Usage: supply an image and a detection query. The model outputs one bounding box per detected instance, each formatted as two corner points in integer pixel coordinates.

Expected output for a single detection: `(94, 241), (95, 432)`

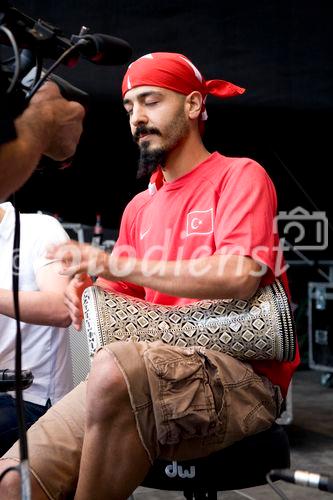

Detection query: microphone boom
(74, 33), (132, 65)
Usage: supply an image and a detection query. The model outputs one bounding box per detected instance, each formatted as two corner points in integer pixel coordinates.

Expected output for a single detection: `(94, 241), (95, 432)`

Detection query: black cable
(12, 204), (32, 499)
(25, 40), (86, 100)
(270, 469), (333, 495)
(266, 472), (290, 500)
(0, 21), (27, 497)
(0, 203), (31, 497)
(0, 25), (20, 93)
(13, 206), (29, 462)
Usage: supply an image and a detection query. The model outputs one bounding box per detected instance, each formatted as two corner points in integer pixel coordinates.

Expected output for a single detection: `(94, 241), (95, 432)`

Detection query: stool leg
(194, 492), (206, 500)
(208, 491), (217, 500)
(190, 490), (217, 499)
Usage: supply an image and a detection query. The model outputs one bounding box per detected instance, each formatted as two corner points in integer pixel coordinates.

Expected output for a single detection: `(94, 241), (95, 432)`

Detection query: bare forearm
(107, 254), (261, 300)
(46, 243), (263, 301)
(0, 137), (43, 200)
(0, 105), (51, 199)
(0, 289), (70, 327)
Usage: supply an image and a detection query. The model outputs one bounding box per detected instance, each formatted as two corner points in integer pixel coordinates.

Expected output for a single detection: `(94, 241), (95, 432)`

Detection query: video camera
(0, 0), (132, 116)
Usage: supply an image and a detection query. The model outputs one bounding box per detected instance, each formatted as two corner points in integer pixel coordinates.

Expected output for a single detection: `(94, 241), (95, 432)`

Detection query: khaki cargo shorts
(2, 340), (283, 499)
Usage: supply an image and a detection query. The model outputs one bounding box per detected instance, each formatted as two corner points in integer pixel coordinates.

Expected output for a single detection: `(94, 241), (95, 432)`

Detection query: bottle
(91, 213), (104, 247)
(52, 212), (63, 222)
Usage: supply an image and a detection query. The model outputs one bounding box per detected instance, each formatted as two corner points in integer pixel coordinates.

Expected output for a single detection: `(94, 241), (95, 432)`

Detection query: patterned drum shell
(82, 280), (296, 363)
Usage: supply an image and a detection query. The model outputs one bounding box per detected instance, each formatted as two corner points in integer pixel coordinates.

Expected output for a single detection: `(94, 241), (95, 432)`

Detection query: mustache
(133, 125), (162, 143)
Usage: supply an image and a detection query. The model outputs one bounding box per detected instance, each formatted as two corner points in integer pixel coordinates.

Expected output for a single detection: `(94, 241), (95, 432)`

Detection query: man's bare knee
(87, 348), (129, 420)
(89, 348), (127, 392)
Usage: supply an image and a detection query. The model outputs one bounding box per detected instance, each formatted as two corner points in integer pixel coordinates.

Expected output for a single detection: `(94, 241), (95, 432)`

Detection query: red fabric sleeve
(214, 160), (277, 276)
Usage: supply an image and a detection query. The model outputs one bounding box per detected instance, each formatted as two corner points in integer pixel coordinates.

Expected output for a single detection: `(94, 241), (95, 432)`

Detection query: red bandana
(122, 52), (245, 194)
(122, 52), (245, 121)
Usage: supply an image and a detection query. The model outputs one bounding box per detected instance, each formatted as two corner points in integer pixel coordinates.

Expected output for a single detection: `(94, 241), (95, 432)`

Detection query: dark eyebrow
(123, 91), (163, 107)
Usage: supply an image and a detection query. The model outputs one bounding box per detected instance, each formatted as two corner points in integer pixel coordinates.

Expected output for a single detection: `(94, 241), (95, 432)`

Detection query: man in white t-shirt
(0, 202), (73, 456)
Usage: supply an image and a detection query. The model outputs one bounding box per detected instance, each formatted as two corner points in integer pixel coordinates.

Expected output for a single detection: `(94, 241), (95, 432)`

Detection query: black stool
(137, 423), (290, 499)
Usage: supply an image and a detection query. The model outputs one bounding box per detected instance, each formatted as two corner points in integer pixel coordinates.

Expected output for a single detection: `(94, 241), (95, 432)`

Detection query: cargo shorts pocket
(144, 345), (226, 446)
(242, 379), (283, 434)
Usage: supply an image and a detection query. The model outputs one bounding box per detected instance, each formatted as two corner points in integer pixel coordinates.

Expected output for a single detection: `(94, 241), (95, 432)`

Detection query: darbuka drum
(82, 280), (296, 362)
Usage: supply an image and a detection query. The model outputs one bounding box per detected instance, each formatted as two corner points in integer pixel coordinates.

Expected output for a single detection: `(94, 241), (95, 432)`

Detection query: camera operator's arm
(0, 82), (85, 200)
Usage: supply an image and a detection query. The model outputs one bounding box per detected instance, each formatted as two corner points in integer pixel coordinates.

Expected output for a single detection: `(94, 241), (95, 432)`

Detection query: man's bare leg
(0, 459), (48, 500)
(74, 349), (151, 500)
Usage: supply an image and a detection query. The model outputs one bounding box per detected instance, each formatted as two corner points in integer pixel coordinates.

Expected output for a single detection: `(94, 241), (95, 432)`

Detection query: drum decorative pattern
(82, 280), (295, 362)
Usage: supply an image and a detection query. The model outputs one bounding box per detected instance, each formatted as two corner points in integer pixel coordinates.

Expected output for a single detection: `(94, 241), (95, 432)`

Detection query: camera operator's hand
(27, 81), (85, 161)
(0, 81), (85, 200)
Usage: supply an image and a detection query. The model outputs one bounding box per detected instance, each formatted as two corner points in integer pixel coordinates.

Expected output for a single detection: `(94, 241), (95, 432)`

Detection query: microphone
(73, 34), (132, 65)
(270, 469), (333, 493)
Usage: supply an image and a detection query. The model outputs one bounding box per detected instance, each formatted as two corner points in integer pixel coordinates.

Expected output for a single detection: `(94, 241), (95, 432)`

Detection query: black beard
(136, 142), (166, 179)
(132, 124), (164, 179)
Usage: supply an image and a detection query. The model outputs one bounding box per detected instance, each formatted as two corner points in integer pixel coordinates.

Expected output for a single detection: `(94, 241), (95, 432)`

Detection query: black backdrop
(9, 0), (332, 262)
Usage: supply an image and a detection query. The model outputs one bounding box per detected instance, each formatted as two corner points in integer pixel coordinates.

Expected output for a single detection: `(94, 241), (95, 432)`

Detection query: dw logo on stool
(165, 461), (196, 479)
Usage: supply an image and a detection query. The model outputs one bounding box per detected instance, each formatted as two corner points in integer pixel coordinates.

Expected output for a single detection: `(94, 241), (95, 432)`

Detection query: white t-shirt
(0, 202), (73, 406)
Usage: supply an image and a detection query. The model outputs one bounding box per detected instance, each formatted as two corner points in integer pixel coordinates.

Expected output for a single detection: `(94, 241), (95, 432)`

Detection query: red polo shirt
(98, 152), (300, 397)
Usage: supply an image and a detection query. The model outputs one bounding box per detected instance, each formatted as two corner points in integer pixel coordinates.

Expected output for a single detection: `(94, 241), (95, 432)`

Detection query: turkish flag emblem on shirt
(186, 209), (214, 236)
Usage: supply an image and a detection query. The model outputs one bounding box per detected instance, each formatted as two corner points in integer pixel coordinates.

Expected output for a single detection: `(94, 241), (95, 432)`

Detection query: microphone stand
(284, 239), (331, 281)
